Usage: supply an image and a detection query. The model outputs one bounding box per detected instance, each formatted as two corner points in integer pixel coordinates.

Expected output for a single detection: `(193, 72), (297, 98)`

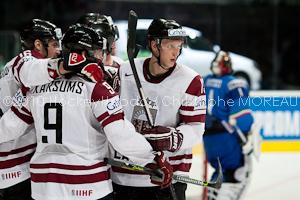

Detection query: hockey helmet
(20, 19), (62, 50)
(90, 15), (119, 53)
(62, 24), (106, 54)
(210, 50), (233, 76)
(147, 18), (187, 45)
(76, 13), (101, 26)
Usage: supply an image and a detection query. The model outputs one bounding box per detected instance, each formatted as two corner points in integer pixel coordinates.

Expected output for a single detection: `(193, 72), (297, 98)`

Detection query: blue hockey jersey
(203, 74), (254, 173)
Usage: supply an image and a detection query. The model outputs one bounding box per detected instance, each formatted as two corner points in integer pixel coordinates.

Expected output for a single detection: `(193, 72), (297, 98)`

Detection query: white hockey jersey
(0, 76), (154, 200)
(0, 49), (52, 189)
(111, 57), (206, 186)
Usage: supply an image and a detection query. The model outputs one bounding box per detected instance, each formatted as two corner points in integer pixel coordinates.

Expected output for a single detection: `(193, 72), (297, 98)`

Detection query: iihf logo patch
(68, 53), (86, 66)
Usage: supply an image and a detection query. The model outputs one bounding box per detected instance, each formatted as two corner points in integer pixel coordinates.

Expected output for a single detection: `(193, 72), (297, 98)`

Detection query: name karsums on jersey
(31, 80), (84, 95)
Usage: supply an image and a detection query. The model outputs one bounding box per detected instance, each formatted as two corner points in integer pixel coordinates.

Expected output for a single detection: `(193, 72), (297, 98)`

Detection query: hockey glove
(104, 66), (120, 92)
(63, 52), (104, 82)
(142, 126), (183, 152)
(47, 58), (63, 79)
(146, 152), (173, 189)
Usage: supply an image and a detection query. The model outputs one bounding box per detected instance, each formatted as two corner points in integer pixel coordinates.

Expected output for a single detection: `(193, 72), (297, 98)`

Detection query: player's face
(93, 49), (104, 62)
(46, 39), (61, 58)
(159, 39), (183, 69)
(110, 41), (117, 56)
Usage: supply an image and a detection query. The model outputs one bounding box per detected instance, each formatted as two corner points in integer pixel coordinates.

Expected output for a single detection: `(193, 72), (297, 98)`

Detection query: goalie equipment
(206, 155), (252, 200)
(142, 126), (183, 152)
(210, 51), (233, 76)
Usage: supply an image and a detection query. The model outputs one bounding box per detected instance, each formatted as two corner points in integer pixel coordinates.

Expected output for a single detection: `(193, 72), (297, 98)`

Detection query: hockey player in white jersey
(77, 13), (123, 91)
(0, 24), (173, 200)
(0, 18), (61, 200)
(112, 18), (206, 200)
(203, 51), (254, 200)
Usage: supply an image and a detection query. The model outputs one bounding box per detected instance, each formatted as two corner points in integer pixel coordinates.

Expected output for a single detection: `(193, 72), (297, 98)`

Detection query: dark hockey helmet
(20, 18), (62, 50)
(77, 14), (118, 53)
(62, 24), (106, 55)
(147, 18), (187, 45)
(76, 13), (101, 26)
(210, 50), (233, 76)
(89, 15), (119, 53)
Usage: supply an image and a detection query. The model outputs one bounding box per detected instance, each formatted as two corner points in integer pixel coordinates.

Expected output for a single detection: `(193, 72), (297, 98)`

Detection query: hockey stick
(127, 11), (177, 200)
(105, 157), (223, 189)
(127, 10), (154, 127)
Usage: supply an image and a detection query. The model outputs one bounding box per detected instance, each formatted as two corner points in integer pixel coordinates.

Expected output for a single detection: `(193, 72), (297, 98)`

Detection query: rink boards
(192, 90), (300, 153)
(250, 91), (300, 152)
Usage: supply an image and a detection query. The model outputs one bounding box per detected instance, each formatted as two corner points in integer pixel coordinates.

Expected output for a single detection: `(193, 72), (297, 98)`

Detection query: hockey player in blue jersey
(203, 50), (254, 200)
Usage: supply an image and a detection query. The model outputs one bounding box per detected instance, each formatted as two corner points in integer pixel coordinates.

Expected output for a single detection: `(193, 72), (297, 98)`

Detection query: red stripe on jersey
(30, 50), (44, 59)
(185, 75), (203, 96)
(179, 114), (206, 123)
(97, 111), (109, 122)
(11, 57), (21, 83)
(111, 166), (147, 175)
(179, 106), (194, 111)
(21, 106), (31, 116)
(91, 81), (117, 102)
(0, 153), (34, 169)
(0, 143), (37, 157)
(31, 170), (110, 184)
(172, 163), (192, 172)
(15, 62), (24, 85)
(102, 112), (124, 128)
(169, 154), (193, 161)
(11, 106), (34, 124)
(30, 161), (106, 170)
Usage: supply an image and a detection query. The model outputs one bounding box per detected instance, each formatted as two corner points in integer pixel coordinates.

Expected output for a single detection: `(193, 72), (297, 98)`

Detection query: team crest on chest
(131, 98), (157, 132)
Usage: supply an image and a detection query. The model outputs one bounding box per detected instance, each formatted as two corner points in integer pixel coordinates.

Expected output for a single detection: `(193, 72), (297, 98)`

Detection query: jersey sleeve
(12, 50), (54, 87)
(91, 81), (154, 166)
(0, 88), (33, 143)
(177, 75), (206, 149)
(226, 79), (254, 132)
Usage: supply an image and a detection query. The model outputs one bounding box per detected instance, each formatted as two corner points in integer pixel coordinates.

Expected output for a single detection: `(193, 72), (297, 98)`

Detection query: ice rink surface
(187, 153), (300, 200)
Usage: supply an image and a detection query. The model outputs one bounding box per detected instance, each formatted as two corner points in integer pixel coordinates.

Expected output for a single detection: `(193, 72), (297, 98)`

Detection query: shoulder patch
(91, 81), (117, 102)
(227, 79), (248, 91)
(186, 75), (204, 96)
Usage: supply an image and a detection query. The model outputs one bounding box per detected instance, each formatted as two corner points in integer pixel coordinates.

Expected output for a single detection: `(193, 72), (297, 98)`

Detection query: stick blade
(208, 157), (223, 189)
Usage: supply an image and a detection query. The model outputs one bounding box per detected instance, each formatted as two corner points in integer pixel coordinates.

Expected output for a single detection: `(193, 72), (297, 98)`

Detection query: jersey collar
(143, 58), (175, 84)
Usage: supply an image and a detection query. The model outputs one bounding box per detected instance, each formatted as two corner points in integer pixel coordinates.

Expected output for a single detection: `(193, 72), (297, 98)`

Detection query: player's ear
(34, 39), (43, 51)
(150, 40), (159, 56)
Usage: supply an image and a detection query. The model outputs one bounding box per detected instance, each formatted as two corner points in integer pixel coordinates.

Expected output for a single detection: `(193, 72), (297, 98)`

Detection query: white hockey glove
(47, 58), (63, 79)
(104, 66), (120, 92)
(141, 126), (183, 152)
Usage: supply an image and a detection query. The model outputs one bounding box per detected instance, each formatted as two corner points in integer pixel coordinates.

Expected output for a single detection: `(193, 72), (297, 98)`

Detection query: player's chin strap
(105, 157), (223, 189)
